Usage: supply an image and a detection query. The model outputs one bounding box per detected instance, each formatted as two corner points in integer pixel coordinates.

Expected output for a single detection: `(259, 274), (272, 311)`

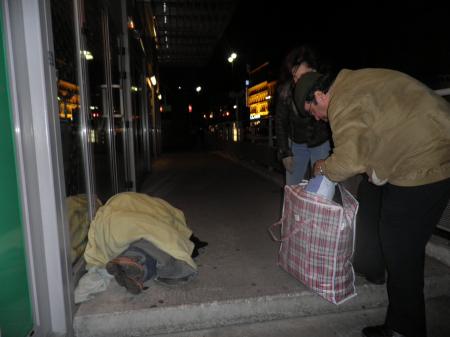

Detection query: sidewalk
(73, 151), (450, 337)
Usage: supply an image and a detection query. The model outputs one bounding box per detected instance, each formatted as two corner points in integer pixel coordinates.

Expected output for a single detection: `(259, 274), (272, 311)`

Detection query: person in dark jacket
(275, 45), (331, 185)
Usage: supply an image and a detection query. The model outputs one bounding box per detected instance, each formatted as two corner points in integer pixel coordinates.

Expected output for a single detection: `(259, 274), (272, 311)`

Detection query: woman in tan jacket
(294, 70), (450, 337)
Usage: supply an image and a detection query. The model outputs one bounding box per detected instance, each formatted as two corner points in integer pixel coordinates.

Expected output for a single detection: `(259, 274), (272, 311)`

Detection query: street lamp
(227, 51), (238, 86)
(228, 52), (237, 74)
(227, 52), (240, 121)
(227, 52), (237, 65)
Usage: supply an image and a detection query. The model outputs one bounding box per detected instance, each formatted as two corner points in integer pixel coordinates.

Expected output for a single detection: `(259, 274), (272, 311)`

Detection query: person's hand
(282, 156), (295, 173)
(313, 159), (326, 176)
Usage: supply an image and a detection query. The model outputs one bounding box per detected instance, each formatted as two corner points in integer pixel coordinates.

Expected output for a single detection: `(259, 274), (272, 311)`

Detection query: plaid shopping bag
(269, 182), (359, 304)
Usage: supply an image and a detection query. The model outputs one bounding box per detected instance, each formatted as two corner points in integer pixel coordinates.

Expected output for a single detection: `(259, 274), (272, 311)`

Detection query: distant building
(246, 62), (277, 121)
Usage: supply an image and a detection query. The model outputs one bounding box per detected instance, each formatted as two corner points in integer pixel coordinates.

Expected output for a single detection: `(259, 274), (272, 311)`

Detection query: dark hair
(286, 45), (319, 73)
(277, 45), (319, 101)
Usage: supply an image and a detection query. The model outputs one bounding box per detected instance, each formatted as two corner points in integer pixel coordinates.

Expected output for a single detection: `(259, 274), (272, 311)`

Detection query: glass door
(80, 0), (116, 204)
(50, 0), (94, 269)
(109, 1), (129, 191)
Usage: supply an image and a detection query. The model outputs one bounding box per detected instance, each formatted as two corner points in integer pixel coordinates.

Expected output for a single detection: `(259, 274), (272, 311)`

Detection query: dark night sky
(162, 1), (450, 112)
(208, 2), (449, 87)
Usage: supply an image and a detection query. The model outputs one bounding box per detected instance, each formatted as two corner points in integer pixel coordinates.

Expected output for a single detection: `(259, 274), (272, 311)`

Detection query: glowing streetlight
(228, 51), (239, 116)
(196, 86), (202, 93)
(227, 51), (238, 76)
(227, 52), (237, 63)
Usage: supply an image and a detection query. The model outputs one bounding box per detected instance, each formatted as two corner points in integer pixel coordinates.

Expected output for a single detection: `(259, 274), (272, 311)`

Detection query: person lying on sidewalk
(83, 192), (208, 294)
(293, 70), (450, 337)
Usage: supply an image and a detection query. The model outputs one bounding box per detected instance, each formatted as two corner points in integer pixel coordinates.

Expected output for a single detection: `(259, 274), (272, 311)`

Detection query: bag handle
(268, 220), (283, 241)
(268, 218), (311, 242)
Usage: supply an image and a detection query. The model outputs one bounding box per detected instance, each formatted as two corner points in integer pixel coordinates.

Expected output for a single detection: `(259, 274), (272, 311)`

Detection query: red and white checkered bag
(269, 182), (359, 304)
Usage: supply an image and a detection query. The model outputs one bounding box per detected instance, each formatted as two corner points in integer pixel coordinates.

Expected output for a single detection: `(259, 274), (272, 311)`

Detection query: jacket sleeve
(275, 99), (293, 159)
(323, 105), (370, 182)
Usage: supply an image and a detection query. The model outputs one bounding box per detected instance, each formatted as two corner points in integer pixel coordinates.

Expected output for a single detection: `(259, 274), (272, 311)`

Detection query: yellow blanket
(67, 194), (102, 264)
(84, 192), (196, 269)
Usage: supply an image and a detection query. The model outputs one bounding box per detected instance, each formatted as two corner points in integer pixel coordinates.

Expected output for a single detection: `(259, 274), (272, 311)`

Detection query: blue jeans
(286, 140), (331, 185)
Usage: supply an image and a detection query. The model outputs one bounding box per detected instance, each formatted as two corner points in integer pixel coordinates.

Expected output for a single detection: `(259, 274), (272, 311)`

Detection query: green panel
(0, 7), (34, 337)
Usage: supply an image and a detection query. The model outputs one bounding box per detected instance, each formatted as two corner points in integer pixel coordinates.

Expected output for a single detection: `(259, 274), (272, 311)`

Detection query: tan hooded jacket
(323, 68), (450, 186)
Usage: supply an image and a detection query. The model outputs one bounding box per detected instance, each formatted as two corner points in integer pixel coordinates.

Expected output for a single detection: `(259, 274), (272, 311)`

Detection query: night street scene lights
(227, 51), (239, 92)
(227, 52), (237, 64)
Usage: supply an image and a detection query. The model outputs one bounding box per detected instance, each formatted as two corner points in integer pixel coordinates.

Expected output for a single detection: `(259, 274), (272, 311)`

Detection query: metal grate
(150, 0), (236, 67)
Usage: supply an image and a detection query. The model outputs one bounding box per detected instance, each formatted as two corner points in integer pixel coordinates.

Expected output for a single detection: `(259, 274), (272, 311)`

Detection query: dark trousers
(354, 176), (450, 337)
(353, 175), (385, 279)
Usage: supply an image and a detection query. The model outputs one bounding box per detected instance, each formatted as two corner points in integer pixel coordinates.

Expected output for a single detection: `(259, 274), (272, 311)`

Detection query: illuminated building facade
(246, 62), (277, 120)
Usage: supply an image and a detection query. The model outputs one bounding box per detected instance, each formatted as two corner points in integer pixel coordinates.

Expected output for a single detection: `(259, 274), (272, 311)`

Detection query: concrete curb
(427, 236), (450, 267)
(74, 273), (450, 337)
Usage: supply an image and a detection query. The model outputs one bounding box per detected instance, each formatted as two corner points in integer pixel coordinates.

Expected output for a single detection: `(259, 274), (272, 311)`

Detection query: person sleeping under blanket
(83, 192), (208, 294)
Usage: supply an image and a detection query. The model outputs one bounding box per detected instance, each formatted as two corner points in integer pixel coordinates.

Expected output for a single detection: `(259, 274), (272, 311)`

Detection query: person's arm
(319, 106), (370, 182)
(275, 100), (293, 160)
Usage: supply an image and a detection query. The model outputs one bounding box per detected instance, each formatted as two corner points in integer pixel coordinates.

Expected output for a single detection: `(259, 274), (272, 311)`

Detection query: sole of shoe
(122, 276), (144, 294)
(106, 257), (145, 294)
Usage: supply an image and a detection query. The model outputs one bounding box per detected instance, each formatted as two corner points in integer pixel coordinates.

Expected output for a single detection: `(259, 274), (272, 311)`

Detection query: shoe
(190, 234), (208, 258)
(190, 234), (208, 249)
(106, 256), (145, 294)
(362, 325), (405, 337)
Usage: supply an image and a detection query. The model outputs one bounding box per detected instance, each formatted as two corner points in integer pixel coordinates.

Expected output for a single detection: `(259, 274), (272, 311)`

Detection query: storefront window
(129, 31), (147, 185)
(50, 0), (94, 266)
(81, 0), (116, 203)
